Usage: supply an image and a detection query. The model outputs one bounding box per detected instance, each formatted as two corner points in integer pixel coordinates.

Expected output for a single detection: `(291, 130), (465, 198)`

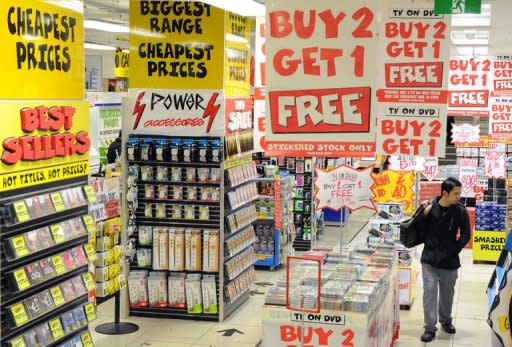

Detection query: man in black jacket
(418, 177), (470, 342)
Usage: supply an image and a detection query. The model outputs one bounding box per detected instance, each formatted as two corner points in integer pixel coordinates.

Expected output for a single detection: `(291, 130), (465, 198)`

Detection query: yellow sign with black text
(0, 100), (90, 193)
(225, 11), (250, 97)
(115, 48), (129, 78)
(129, 0), (225, 89)
(371, 170), (416, 214)
(472, 230), (506, 262)
(0, 1), (84, 99)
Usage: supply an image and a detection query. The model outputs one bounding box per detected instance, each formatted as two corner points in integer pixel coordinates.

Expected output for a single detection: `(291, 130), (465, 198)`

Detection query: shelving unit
(0, 179), (97, 346)
(125, 135), (256, 322)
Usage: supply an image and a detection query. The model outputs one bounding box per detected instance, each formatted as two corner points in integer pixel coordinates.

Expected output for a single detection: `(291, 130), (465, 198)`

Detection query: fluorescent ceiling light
(85, 20), (128, 33)
(455, 46), (489, 56)
(452, 4), (491, 27)
(46, 0), (83, 13)
(201, 0), (265, 16)
(85, 43), (116, 51)
(226, 33), (249, 44)
(451, 30), (489, 45)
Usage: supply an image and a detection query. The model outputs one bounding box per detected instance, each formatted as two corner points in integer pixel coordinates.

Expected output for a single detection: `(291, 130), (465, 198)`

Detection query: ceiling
(84, 0), (512, 57)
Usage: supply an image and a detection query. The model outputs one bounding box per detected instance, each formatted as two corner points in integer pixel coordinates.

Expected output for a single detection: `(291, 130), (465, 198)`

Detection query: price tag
(11, 235), (29, 258)
(82, 272), (95, 291)
(13, 268), (30, 291)
(10, 303), (29, 326)
(50, 286), (66, 306)
(84, 244), (96, 262)
(50, 192), (65, 212)
(49, 318), (64, 339)
(84, 185), (97, 203)
(84, 303), (97, 322)
(51, 255), (66, 274)
(82, 215), (97, 234)
(50, 224), (65, 244)
(10, 336), (26, 347)
(81, 331), (94, 347)
(13, 201), (30, 223)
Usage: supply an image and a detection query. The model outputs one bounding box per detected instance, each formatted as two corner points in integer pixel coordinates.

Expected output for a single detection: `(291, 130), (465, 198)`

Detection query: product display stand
(95, 291), (139, 335)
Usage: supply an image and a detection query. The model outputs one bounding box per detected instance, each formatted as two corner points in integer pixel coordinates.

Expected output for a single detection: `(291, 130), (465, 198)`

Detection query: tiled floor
(91, 210), (499, 346)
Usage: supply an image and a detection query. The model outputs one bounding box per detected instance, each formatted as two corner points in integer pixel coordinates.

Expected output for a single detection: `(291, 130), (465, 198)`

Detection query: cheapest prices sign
(129, 1), (224, 89)
(225, 12), (251, 97)
(489, 98), (512, 140)
(314, 165), (375, 212)
(265, 0), (377, 157)
(372, 170), (416, 214)
(377, 2), (450, 157)
(458, 158), (478, 198)
(448, 57), (492, 117)
(0, 1), (84, 99)
(0, 101), (90, 193)
(473, 231), (506, 262)
(127, 89), (224, 136)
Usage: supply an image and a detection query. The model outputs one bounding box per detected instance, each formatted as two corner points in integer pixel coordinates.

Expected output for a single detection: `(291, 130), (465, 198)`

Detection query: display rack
(125, 135), (255, 322)
(0, 179), (97, 346)
(253, 174), (295, 270)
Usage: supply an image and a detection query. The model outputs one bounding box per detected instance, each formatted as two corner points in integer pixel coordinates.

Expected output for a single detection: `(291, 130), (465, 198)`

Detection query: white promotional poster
(376, 1), (451, 158)
(489, 98), (512, 140)
(451, 123), (481, 144)
(265, 0), (378, 157)
(127, 89), (224, 136)
(448, 57), (492, 117)
(493, 58), (512, 97)
(389, 155), (426, 171)
(314, 165), (375, 212)
(458, 158), (478, 198)
(422, 157), (440, 181)
(485, 144), (507, 179)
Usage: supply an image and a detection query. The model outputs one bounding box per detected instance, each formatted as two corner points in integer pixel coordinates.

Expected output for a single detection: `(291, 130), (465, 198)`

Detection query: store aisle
(91, 213), (497, 347)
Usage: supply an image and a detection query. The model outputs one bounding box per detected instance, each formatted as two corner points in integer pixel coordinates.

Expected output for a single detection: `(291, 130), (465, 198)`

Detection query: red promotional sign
(485, 143), (507, 179)
(376, 2), (450, 158)
(458, 158), (478, 198)
(265, 0), (377, 157)
(422, 157), (439, 181)
(451, 123), (481, 144)
(489, 98), (512, 140)
(492, 58), (512, 97)
(448, 57), (492, 117)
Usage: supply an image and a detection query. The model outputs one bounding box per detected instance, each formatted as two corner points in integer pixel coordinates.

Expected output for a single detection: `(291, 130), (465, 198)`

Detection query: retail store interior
(2, 0), (512, 347)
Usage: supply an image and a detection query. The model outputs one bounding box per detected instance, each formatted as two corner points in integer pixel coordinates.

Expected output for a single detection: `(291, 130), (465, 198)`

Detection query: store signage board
(458, 158), (478, 198)
(448, 57), (491, 117)
(451, 123), (481, 144)
(493, 57), (512, 97)
(129, 1), (225, 89)
(422, 157), (440, 181)
(126, 89), (224, 136)
(389, 156), (426, 171)
(434, 0), (481, 14)
(225, 98), (254, 159)
(225, 12), (251, 98)
(0, 1), (84, 99)
(265, 0), (377, 157)
(98, 104), (122, 165)
(0, 101), (90, 193)
(485, 147), (507, 179)
(314, 165), (375, 212)
(115, 48), (129, 78)
(372, 170), (416, 214)
(376, 1), (451, 158)
(489, 98), (512, 140)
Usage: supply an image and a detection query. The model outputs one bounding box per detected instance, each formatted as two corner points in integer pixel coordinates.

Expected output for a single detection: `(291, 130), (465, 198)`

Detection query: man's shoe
(421, 331), (436, 342)
(442, 323), (456, 334)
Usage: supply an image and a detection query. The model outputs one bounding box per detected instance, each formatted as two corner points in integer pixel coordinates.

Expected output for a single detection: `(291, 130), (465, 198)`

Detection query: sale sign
(389, 155), (426, 171)
(265, 0), (377, 157)
(489, 98), (512, 140)
(485, 145), (507, 179)
(451, 123), (481, 144)
(458, 158), (478, 198)
(376, 2), (451, 157)
(422, 157), (440, 181)
(448, 57), (492, 117)
(127, 89), (224, 136)
(492, 57), (512, 97)
(314, 165), (375, 212)
(372, 170), (416, 214)
(225, 98), (254, 158)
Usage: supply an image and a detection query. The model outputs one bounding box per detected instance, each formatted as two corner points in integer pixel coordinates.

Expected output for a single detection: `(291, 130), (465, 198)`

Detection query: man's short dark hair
(441, 177), (462, 194)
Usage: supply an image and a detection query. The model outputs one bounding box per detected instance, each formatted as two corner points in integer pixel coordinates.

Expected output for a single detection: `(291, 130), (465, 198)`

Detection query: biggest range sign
(265, 0), (377, 157)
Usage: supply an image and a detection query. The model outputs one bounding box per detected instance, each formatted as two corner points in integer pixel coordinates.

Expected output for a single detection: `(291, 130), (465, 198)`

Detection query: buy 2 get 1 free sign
(265, 0), (378, 157)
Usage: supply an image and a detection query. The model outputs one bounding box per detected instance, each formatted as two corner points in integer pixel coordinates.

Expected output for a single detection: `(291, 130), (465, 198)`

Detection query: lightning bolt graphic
(202, 92), (221, 134)
(132, 91), (146, 130)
